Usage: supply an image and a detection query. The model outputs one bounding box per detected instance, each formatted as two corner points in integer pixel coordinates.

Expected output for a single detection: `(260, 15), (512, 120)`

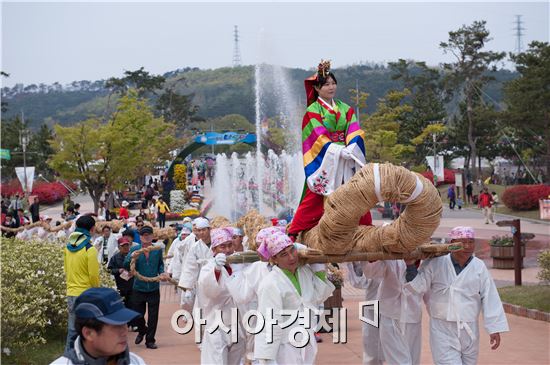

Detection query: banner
(0, 149), (11, 160)
(195, 132), (256, 146)
(15, 166), (35, 193)
(426, 156), (444, 181)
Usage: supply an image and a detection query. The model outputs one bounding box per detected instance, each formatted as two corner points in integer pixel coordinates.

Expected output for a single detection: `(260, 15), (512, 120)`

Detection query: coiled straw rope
(300, 162), (442, 255)
(129, 245), (179, 286)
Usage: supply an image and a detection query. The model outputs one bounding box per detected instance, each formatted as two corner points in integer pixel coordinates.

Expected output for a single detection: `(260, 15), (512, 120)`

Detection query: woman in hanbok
(288, 60), (371, 239)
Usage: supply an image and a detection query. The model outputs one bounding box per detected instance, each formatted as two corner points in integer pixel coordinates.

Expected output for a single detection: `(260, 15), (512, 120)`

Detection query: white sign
(455, 173), (463, 188)
(426, 156), (444, 181)
(15, 166), (35, 193)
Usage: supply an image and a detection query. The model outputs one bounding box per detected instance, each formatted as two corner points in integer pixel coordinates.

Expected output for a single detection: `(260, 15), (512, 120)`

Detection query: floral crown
(317, 59), (331, 79)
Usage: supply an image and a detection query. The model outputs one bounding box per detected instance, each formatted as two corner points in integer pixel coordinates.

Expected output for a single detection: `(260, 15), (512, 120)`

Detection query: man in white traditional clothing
(93, 226), (118, 265)
(254, 231), (334, 365)
(197, 227), (246, 364)
(359, 259), (422, 365)
(346, 262), (384, 365)
(226, 226), (277, 365)
(404, 226), (509, 365)
(166, 223), (193, 279)
(178, 217), (212, 311)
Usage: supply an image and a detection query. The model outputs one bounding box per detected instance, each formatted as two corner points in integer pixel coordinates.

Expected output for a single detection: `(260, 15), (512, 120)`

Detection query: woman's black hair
(75, 317), (105, 339)
(314, 71), (338, 88)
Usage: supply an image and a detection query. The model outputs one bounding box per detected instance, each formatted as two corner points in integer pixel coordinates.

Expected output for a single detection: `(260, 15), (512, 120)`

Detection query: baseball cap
(139, 226), (154, 235)
(117, 236), (131, 246)
(74, 287), (140, 325)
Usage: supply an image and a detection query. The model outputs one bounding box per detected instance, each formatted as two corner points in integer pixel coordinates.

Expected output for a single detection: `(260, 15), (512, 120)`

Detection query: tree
(389, 59), (447, 165)
(1, 71), (9, 113)
(504, 41), (550, 183)
(362, 89), (415, 163)
(155, 86), (199, 132)
(440, 20), (506, 179)
(49, 92), (178, 212)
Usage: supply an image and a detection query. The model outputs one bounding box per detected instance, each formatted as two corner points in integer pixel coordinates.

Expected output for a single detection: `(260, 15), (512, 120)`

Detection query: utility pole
(355, 79), (360, 121)
(232, 25), (242, 67)
(513, 15), (525, 54)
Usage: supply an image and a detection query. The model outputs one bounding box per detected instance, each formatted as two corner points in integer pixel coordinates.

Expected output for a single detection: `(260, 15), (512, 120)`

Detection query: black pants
(449, 198), (456, 209)
(132, 289), (160, 345)
(158, 212), (166, 228)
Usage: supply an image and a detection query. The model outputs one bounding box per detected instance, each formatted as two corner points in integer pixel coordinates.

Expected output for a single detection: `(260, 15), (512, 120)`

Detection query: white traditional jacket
(254, 265), (335, 361)
(405, 255), (509, 336)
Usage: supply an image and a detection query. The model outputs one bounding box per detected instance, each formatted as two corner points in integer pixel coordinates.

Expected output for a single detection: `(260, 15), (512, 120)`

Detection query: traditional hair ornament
(317, 59), (332, 78)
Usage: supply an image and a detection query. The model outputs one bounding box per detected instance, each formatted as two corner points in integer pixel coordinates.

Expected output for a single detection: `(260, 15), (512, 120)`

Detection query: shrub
(0, 179), (76, 205)
(489, 234), (534, 246)
(501, 184), (550, 211)
(537, 250), (550, 283)
(1, 238), (115, 356)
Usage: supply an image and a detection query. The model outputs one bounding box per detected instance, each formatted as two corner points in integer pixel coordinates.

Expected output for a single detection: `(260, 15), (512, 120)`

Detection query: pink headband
(256, 227), (286, 259)
(449, 226), (475, 240)
(210, 228), (233, 248)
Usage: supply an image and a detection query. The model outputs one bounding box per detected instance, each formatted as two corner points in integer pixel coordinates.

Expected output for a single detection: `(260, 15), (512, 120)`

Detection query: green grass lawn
(498, 285), (550, 312)
(1, 329), (65, 365)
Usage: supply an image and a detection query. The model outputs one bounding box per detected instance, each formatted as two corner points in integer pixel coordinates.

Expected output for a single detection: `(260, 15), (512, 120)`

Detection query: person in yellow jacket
(63, 215), (100, 354)
(155, 197), (170, 228)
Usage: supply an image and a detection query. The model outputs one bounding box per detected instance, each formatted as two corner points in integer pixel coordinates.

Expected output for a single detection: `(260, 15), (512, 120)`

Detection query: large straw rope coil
(300, 162), (442, 255)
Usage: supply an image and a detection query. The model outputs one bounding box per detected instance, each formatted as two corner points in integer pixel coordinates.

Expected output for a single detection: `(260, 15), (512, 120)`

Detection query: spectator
(74, 203), (81, 216)
(93, 226), (118, 264)
(1, 214), (18, 238)
(119, 201), (130, 220)
(491, 191), (500, 217)
(124, 226), (169, 349)
(155, 197), (170, 228)
(50, 287), (146, 365)
(29, 197), (40, 223)
(478, 188), (494, 224)
(447, 185), (456, 210)
(466, 181), (473, 204)
(108, 237), (135, 311)
(63, 215), (100, 352)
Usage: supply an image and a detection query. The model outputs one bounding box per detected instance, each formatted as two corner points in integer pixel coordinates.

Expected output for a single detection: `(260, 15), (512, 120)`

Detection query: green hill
(1, 65), (517, 129)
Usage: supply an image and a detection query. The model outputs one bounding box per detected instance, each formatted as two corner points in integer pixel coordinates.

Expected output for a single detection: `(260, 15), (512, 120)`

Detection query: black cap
(139, 226), (154, 235)
(76, 215), (95, 231)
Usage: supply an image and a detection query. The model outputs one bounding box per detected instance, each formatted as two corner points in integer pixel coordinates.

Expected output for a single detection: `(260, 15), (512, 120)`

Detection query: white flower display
(170, 189), (186, 213)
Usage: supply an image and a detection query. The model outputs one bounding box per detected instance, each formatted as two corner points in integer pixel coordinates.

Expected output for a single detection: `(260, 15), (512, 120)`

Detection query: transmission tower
(513, 15), (526, 54)
(232, 25), (242, 67)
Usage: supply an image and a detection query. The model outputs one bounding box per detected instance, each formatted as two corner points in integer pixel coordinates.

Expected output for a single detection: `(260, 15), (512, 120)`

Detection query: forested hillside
(1, 64), (517, 130)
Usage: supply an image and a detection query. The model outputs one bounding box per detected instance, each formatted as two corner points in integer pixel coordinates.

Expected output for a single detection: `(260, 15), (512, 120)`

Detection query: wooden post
(496, 219), (522, 286)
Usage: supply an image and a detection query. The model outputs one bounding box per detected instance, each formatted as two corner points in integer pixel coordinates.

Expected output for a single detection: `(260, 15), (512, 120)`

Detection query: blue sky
(2, 1), (548, 86)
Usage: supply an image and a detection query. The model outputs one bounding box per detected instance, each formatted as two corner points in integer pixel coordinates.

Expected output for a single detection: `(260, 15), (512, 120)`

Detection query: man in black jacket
(29, 197), (40, 223)
(107, 236), (134, 309)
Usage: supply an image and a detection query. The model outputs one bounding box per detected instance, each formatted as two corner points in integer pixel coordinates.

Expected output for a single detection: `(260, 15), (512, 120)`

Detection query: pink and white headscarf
(449, 226), (475, 240)
(256, 227), (286, 259)
(210, 227), (234, 248)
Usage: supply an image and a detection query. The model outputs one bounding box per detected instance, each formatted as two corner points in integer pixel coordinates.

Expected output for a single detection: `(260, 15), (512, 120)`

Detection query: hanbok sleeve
(404, 258), (435, 295)
(198, 261), (226, 301)
(345, 262), (369, 289)
(480, 267), (509, 334)
(178, 242), (199, 289)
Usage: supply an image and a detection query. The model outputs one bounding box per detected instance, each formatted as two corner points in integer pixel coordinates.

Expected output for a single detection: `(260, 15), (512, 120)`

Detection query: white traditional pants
(429, 318), (480, 365)
(379, 315), (421, 365)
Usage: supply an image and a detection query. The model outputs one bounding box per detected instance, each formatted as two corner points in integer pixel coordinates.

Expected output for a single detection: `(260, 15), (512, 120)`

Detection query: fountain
(211, 63), (305, 220)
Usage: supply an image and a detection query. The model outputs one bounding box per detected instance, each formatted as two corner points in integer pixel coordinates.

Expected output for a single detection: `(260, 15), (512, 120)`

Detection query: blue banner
(195, 132), (256, 146)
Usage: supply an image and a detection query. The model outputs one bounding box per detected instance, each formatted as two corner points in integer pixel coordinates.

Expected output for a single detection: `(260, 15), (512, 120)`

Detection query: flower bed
(501, 184), (550, 211)
(0, 179), (76, 205)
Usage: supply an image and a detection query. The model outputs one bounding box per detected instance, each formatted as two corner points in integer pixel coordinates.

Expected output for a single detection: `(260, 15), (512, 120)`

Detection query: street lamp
(19, 128), (31, 196)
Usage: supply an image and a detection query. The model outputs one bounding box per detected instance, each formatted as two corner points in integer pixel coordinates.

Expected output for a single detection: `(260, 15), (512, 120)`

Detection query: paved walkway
(127, 284), (550, 364)
(43, 190), (550, 363)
